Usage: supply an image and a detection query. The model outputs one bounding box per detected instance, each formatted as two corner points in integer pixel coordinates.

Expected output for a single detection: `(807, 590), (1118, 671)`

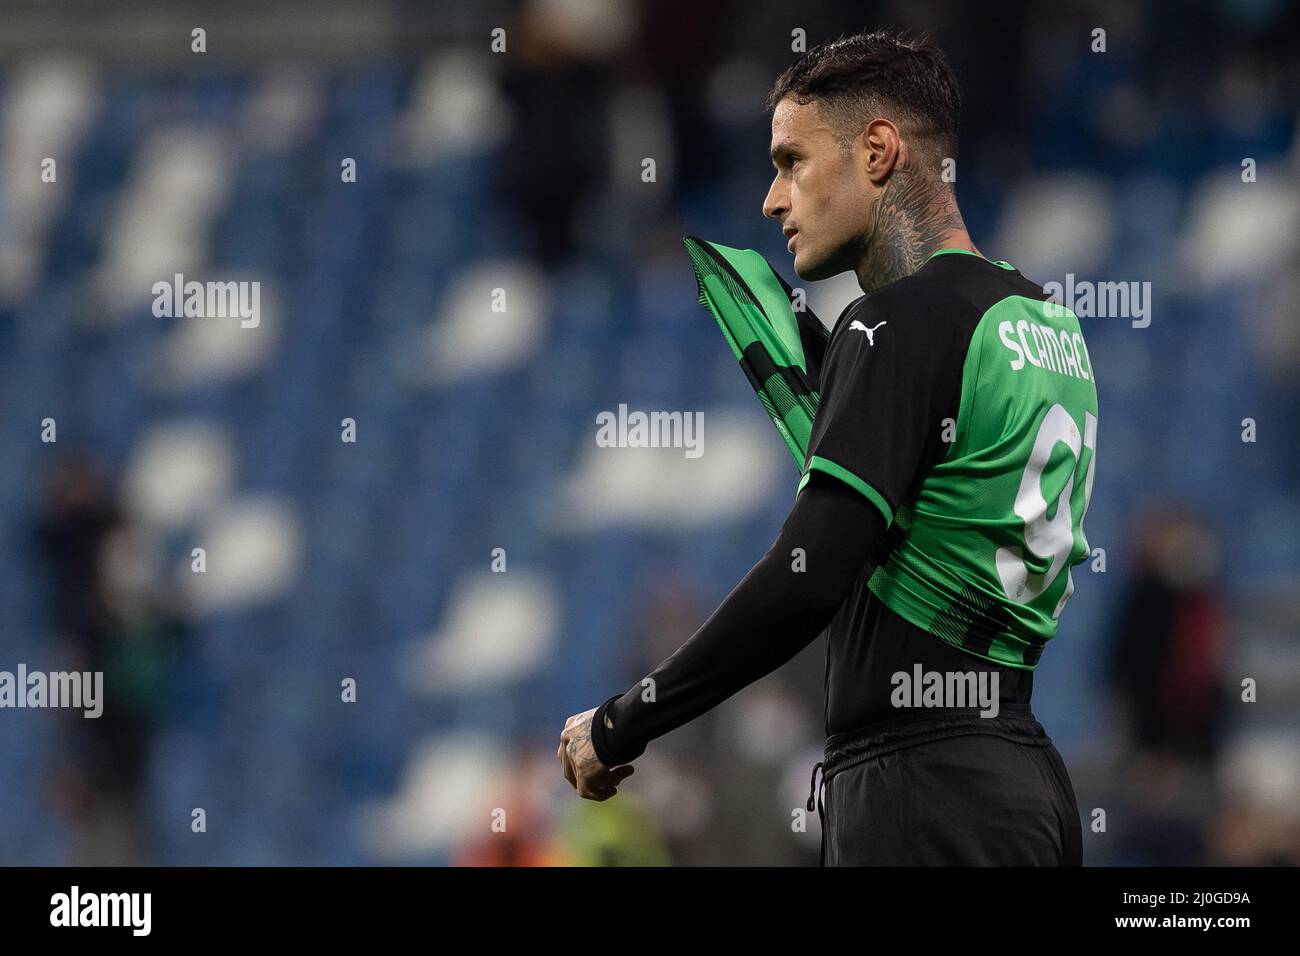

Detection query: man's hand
(558, 707), (635, 801)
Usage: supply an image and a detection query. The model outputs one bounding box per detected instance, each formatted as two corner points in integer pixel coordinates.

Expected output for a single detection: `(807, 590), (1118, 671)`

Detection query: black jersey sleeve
(590, 473), (885, 766)
(799, 290), (968, 527)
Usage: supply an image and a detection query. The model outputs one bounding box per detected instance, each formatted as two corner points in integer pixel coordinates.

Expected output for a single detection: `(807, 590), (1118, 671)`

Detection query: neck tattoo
(855, 173), (965, 294)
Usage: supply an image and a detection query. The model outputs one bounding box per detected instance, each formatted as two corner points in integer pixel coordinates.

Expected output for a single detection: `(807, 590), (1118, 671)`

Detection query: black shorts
(809, 709), (1083, 866)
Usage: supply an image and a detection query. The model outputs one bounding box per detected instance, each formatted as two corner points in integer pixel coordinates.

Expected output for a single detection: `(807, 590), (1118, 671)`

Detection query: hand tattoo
(565, 711), (602, 779)
(559, 707), (635, 801)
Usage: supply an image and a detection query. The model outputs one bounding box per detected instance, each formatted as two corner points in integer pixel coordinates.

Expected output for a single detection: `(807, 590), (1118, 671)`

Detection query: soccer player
(559, 29), (1096, 865)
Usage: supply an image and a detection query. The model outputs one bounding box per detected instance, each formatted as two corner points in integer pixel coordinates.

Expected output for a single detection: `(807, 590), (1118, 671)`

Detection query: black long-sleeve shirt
(591, 473), (884, 765)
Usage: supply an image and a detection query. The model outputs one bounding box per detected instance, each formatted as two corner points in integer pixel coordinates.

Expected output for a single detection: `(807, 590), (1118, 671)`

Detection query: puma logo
(849, 319), (887, 345)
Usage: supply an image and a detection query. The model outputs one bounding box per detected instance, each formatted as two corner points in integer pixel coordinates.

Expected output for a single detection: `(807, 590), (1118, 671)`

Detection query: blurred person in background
(1104, 508), (1229, 865)
(37, 454), (186, 864)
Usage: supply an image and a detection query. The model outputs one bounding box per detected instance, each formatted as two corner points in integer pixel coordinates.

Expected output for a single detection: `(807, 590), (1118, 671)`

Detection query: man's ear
(861, 118), (902, 186)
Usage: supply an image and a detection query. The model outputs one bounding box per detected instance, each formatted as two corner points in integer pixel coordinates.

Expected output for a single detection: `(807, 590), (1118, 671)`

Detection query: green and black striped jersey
(688, 239), (1099, 678)
(804, 248), (1098, 670)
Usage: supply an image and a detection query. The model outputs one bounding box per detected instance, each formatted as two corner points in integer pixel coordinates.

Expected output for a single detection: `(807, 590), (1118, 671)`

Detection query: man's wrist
(591, 694), (646, 766)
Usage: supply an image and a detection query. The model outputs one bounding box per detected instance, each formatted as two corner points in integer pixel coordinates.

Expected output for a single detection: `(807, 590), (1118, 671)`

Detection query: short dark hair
(765, 29), (961, 162)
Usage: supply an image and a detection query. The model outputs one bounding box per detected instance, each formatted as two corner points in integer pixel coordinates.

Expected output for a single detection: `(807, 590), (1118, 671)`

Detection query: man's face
(762, 98), (875, 281)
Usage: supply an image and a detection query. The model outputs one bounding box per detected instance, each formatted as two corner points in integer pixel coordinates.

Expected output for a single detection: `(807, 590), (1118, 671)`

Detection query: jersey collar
(928, 247), (1017, 271)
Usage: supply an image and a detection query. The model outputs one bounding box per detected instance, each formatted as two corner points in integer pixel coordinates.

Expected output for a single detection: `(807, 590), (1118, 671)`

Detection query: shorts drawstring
(807, 760), (826, 866)
(806, 760), (822, 811)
